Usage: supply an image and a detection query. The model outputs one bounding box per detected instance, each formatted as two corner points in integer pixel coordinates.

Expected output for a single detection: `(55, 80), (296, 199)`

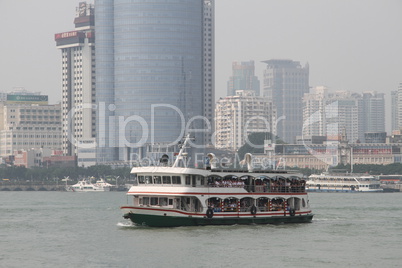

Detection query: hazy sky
(1, 0), (401, 129)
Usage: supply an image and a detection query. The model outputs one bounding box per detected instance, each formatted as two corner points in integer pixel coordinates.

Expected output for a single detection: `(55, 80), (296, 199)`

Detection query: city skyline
(1, 0), (401, 133)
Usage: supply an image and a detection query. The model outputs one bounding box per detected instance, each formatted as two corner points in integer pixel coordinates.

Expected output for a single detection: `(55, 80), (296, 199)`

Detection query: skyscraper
(303, 89), (364, 143)
(55, 2), (96, 166)
(357, 91), (385, 142)
(203, 0), (215, 146)
(325, 91), (359, 143)
(302, 86), (328, 137)
(95, 0), (213, 163)
(391, 90), (398, 131)
(227, 61), (260, 96)
(215, 90), (275, 150)
(262, 59), (309, 143)
(391, 82), (402, 130)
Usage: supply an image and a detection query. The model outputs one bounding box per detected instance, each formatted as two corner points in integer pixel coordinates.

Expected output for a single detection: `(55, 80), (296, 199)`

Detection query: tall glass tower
(262, 59), (309, 143)
(227, 61), (260, 97)
(95, 0), (213, 162)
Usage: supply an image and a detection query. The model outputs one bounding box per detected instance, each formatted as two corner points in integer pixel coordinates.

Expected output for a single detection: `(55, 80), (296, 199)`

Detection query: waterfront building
(55, 2), (96, 163)
(95, 0), (215, 163)
(0, 96), (62, 157)
(13, 149), (76, 168)
(227, 61), (260, 97)
(13, 148), (52, 168)
(253, 141), (398, 171)
(262, 59), (309, 143)
(215, 90), (276, 150)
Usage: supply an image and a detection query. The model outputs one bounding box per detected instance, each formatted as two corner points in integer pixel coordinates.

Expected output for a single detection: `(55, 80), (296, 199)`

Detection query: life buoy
(289, 208), (296, 216)
(206, 208), (214, 218)
(250, 205), (257, 215)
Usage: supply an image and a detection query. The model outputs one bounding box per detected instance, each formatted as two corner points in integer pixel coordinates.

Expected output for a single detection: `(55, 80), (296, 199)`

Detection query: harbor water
(1, 191), (401, 268)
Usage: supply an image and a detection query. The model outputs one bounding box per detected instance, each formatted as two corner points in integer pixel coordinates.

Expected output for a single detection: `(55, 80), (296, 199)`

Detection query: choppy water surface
(1, 191), (401, 267)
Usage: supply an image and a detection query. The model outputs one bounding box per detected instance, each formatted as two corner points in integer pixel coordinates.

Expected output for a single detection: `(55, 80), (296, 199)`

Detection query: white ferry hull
(70, 187), (110, 192)
(306, 188), (383, 193)
(307, 173), (383, 193)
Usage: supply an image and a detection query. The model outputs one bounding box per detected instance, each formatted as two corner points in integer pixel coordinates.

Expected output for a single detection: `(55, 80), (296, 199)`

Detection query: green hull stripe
(124, 213), (314, 227)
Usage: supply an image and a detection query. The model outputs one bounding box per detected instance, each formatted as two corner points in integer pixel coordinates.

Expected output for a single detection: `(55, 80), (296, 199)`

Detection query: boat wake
(116, 221), (136, 228)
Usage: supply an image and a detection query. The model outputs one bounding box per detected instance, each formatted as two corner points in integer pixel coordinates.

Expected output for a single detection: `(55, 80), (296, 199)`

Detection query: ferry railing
(206, 184), (305, 193)
(257, 206), (270, 212)
(243, 185), (306, 193)
(209, 206), (290, 213)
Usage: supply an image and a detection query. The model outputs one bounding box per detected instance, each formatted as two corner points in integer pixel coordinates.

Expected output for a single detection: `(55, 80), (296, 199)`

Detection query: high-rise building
(326, 92), (358, 143)
(302, 86), (328, 137)
(203, 0), (215, 146)
(215, 90), (276, 150)
(391, 83), (402, 133)
(357, 91), (385, 142)
(391, 90), (398, 131)
(95, 0), (214, 163)
(55, 2), (96, 166)
(0, 95), (62, 157)
(262, 59), (309, 143)
(227, 61), (260, 97)
(303, 89), (360, 143)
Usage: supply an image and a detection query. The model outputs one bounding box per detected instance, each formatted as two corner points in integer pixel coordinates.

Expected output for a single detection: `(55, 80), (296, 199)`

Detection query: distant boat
(306, 173), (383, 192)
(68, 177), (113, 192)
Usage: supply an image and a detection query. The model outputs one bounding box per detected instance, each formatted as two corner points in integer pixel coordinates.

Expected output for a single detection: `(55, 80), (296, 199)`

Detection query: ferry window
(185, 176), (191, 185)
(150, 197), (159, 205)
(159, 197), (168, 206)
(153, 176), (161, 184)
(131, 174), (138, 185)
(138, 176), (145, 184)
(172, 176), (181, 184)
(168, 199), (173, 205)
(143, 197), (149, 205)
(145, 176), (152, 184)
(162, 176), (171, 184)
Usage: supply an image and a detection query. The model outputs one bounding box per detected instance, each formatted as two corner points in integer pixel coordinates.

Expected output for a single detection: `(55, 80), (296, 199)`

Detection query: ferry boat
(121, 136), (314, 227)
(306, 173), (383, 192)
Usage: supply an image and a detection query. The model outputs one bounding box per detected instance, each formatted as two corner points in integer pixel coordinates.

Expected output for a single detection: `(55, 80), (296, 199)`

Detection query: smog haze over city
(0, 0), (401, 131)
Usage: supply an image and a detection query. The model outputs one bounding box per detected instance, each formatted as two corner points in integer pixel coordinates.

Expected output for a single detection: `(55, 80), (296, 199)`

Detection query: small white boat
(69, 178), (113, 192)
(306, 173), (383, 192)
(95, 178), (114, 190)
